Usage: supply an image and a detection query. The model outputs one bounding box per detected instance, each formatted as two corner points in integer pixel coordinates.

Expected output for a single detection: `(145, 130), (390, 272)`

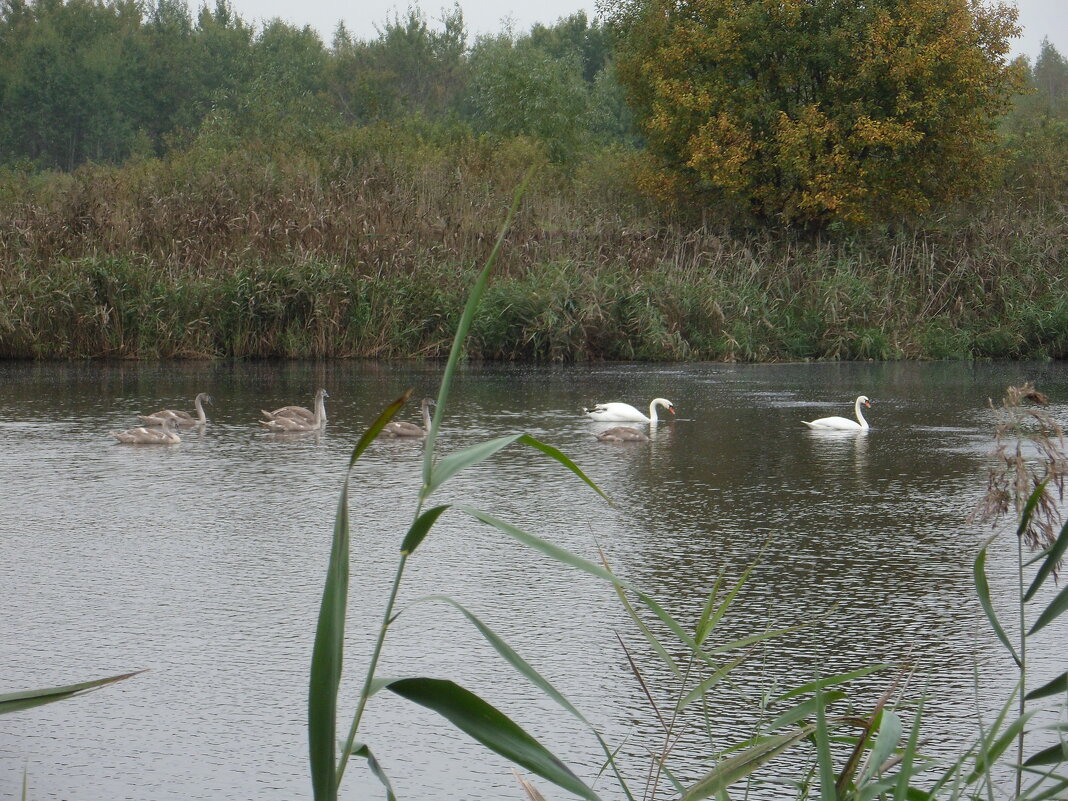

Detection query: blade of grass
(1024, 518), (1068, 602)
(893, 696), (925, 801)
(1025, 671), (1068, 701)
(348, 743), (397, 801)
(383, 677), (600, 800)
(763, 691), (847, 732)
(1027, 581), (1068, 636)
(679, 726), (816, 801)
(400, 505), (451, 555)
(859, 709), (903, 785)
(814, 687), (836, 801)
(774, 666), (891, 703)
(309, 391), (412, 800)
(974, 540), (1022, 667)
(422, 433), (607, 502)
(0, 671), (143, 715)
(1022, 741), (1068, 767)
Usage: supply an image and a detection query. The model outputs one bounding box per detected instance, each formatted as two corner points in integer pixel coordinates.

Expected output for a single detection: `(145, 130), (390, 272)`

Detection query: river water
(1, 359), (1066, 801)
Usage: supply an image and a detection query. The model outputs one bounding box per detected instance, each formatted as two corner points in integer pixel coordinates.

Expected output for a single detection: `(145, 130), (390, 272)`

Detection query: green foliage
(466, 33), (593, 161)
(328, 7), (467, 122)
(607, 0), (1028, 227)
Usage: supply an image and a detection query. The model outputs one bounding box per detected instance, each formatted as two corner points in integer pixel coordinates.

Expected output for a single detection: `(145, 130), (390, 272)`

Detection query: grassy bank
(1, 129), (1066, 361)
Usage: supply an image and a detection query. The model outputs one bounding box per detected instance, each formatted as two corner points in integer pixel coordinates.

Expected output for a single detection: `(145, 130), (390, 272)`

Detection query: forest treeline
(0, 0), (1066, 360)
(0, 0), (629, 168)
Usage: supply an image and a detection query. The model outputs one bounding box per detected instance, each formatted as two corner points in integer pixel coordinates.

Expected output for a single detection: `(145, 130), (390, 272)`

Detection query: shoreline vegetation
(0, 2), (1065, 362)
(2, 138), (1065, 362)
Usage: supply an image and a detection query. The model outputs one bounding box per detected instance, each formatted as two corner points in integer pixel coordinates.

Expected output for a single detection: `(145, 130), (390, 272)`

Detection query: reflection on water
(1, 360), (1066, 800)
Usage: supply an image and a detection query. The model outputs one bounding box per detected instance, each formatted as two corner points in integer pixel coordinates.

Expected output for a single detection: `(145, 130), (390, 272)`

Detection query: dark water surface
(2, 360), (1066, 800)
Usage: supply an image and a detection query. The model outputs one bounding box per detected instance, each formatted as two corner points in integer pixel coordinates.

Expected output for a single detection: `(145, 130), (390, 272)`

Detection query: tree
(1032, 37), (1068, 117)
(466, 32), (593, 161)
(328, 7), (467, 123)
(605, 0), (1027, 227)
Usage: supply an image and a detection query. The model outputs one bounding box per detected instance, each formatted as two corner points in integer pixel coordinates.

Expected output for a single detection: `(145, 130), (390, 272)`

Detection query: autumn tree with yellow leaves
(605, 0), (1027, 227)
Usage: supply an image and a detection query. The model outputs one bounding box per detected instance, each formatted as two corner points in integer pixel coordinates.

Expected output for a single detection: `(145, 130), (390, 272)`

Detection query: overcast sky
(226, 0), (1064, 61)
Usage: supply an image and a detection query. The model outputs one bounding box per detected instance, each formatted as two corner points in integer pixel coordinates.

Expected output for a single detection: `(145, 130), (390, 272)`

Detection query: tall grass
(1, 126), (1066, 361)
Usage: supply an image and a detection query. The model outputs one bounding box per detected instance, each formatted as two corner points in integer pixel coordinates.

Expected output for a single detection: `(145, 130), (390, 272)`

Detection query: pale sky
(227, 0), (1064, 60)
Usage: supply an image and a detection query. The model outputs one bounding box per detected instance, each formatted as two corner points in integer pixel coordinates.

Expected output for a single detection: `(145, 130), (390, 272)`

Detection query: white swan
(595, 426), (650, 442)
(261, 389), (328, 432)
(113, 416), (181, 444)
(802, 395), (871, 430)
(139, 392), (211, 427)
(262, 389), (328, 429)
(584, 398), (675, 423)
(382, 398), (434, 437)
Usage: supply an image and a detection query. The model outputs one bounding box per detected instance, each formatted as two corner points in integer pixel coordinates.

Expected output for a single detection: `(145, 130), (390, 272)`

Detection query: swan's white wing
(584, 402), (648, 422)
(802, 416), (863, 430)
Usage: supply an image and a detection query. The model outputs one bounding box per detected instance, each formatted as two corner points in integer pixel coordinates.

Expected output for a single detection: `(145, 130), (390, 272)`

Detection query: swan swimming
(801, 395), (871, 430)
(261, 389), (328, 430)
(595, 426), (650, 442)
(113, 416), (181, 444)
(583, 398), (675, 423)
(139, 392), (211, 427)
(261, 389), (328, 432)
(381, 397), (434, 437)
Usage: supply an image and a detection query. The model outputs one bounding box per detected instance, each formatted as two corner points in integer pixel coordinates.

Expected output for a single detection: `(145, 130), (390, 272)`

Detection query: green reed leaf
(1025, 671), (1068, 701)
(694, 569), (725, 646)
(676, 653), (750, 711)
(1015, 480), (1047, 541)
(422, 433), (606, 502)
(424, 434), (524, 498)
(352, 389), (412, 470)
(400, 505), (451, 555)
(309, 477), (352, 801)
(893, 696), (925, 801)
(679, 726), (815, 801)
(609, 571), (681, 677)
(859, 710), (903, 786)
(1024, 518), (1068, 602)
(383, 677), (599, 800)
(311, 389), (417, 799)
(1023, 776), (1068, 801)
(459, 504), (761, 675)
(515, 434), (609, 503)
(966, 709), (1035, 783)
(349, 743), (397, 801)
(0, 671), (142, 715)
(701, 545), (767, 643)
(773, 665), (889, 703)
(1023, 741), (1068, 767)
(974, 542), (1022, 666)
(402, 594), (590, 724)
(404, 594), (638, 801)
(814, 687), (836, 801)
(763, 691), (847, 732)
(1029, 581), (1068, 636)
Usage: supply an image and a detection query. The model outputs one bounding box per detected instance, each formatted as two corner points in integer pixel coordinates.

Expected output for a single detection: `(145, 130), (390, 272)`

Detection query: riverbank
(2, 136), (1066, 361)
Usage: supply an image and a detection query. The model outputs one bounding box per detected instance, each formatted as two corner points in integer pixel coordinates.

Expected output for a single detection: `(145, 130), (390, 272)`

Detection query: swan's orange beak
(669, 405), (676, 415)
(863, 400), (871, 408)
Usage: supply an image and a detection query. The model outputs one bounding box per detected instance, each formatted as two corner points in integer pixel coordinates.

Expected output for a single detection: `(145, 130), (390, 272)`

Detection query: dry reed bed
(0, 143), (1065, 361)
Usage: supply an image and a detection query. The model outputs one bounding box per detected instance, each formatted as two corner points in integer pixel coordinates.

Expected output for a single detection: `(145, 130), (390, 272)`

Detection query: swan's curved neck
(855, 398), (869, 429)
(421, 399), (432, 431)
(314, 393), (327, 426)
(648, 399), (666, 422)
(194, 395), (206, 423)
